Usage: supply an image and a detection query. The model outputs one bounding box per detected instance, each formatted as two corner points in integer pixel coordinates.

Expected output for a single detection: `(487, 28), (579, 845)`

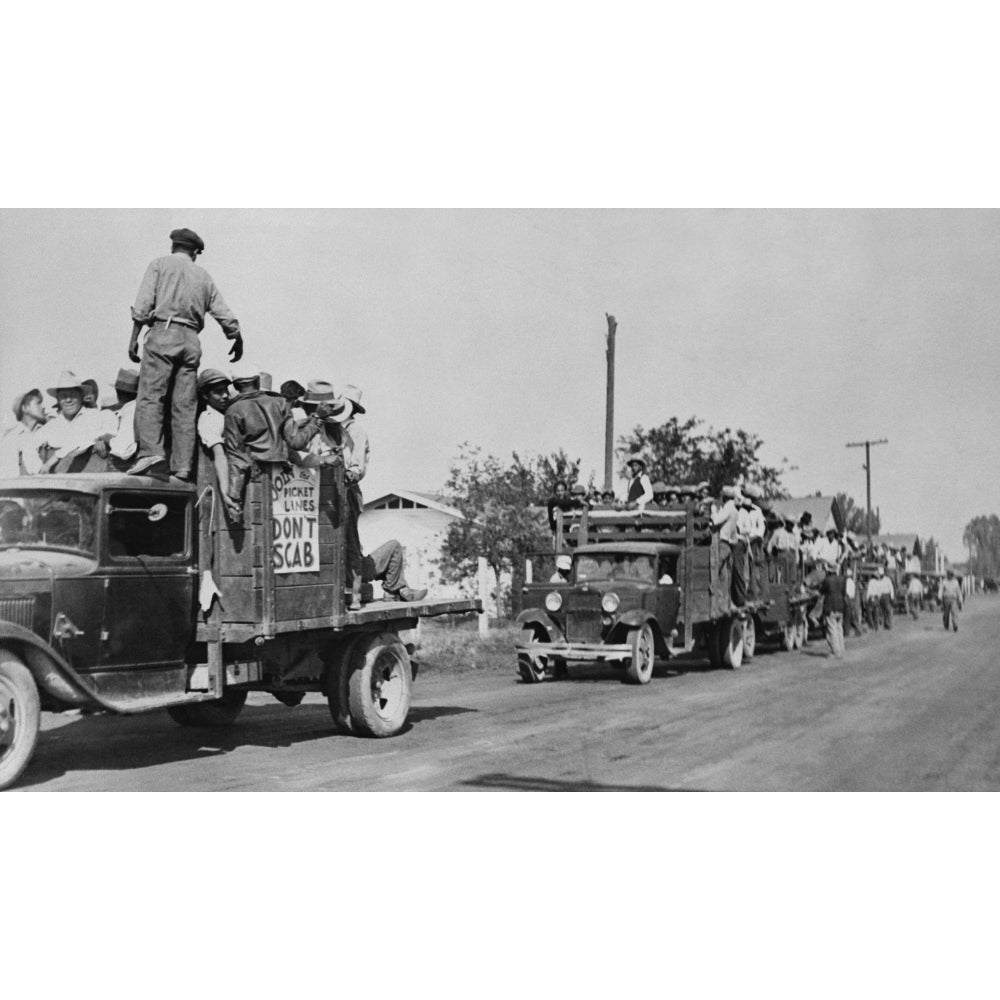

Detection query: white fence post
(478, 556), (489, 636)
(525, 558), (533, 584)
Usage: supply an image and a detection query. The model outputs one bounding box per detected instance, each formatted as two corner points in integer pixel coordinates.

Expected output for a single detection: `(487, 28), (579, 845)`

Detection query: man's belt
(151, 316), (199, 331)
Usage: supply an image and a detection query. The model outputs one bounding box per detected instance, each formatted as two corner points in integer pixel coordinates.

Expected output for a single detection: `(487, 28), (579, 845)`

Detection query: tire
(781, 623), (796, 652)
(347, 632), (413, 738)
(721, 617), (745, 669)
(624, 623), (655, 685)
(517, 627), (548, 684)
(743, 616), (756, 661)
(325, 635), (364, 731)
(167, 689), (247, 727)
(0, 651), (41, 791)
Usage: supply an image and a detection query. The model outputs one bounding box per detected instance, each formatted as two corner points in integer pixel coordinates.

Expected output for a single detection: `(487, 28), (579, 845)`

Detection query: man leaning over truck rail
(939, 569), (963, 631)
(224, 364), (332, 516)
(0, 389), (48, 476)
(128, 228), (244, 481)
(195, 368), (241, 518)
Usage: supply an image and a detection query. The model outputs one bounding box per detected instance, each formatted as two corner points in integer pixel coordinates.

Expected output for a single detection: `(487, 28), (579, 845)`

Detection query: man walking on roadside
(818, 561), (847, 659)
(939, 569), (963, 632)
(128, 228), (244, 481)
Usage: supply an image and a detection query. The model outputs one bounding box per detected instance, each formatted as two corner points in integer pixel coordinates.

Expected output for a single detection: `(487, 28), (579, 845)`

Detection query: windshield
(0, 491), (98, 556)
(576, 553), (658, 583)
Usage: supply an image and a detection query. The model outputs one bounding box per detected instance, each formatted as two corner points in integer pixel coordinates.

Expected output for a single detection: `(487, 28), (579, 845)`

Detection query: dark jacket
(819, 572), (847, 615)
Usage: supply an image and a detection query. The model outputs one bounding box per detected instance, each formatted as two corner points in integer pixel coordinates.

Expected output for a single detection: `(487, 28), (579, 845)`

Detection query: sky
(1, 207), (997, 561)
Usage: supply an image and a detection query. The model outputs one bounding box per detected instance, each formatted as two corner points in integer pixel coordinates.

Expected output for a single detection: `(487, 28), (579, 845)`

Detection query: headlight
(545, 591), (563, 612)
(601, 592), (620, 613)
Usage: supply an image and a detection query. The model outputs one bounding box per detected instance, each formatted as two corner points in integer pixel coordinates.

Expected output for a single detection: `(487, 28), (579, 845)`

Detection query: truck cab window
(107, 493), (188, 559)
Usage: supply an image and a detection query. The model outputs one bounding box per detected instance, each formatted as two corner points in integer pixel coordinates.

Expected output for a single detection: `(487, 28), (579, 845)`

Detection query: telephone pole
(845, 438), (888, 555)
(604, 313), (617, 492)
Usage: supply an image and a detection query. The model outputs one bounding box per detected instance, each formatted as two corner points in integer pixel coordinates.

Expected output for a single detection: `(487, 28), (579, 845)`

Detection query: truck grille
(564, 592), (604, 642)
(0, 596), (35, 630)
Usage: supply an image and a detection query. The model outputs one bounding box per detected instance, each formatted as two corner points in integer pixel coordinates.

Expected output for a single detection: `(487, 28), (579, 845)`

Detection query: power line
(845, 438), (888, 554)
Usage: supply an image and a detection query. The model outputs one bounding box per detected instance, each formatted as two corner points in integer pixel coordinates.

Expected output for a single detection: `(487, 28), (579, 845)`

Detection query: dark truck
(514, 503), (807, 684)
(0, 463), (478, 789)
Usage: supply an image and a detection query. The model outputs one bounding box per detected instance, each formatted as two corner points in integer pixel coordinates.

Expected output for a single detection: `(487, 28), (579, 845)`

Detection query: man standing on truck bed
(712, 484), (745, 607)
(330, 385), (369, 610)
(128, 228), (244, 481)
(624, 454), (653, 510)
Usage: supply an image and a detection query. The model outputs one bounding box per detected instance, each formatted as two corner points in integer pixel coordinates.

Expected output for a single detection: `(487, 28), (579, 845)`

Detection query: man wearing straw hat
(711, 484), (745, 607)
(37, 371), (114, 473)
(328, 384), (369, 610)
(128, 228), (244, 480)
(623, 454), (653, 510)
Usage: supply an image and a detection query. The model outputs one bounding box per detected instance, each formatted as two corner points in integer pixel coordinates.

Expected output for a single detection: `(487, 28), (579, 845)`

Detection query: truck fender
(610, 611), (670, 658)
(514, 610), (565, 643)
(0, 622), (104, 711)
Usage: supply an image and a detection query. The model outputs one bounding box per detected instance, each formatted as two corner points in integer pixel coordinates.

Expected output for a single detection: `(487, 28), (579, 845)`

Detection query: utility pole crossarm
(845, 438), (888, 555)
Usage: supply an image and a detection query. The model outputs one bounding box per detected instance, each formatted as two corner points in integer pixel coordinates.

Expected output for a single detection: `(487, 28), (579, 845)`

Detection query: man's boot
(349, 577), (362, 611)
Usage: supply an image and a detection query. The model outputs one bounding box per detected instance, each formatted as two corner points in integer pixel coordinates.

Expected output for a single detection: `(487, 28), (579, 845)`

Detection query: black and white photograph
(4, 5), (998, 998)
(2, 206), (999, 794)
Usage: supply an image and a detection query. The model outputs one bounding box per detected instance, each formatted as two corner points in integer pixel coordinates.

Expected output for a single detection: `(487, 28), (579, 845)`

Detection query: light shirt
(813, 536), (841, 565)
(626, 473), (654, 508)
(340, 418), (370, 483)
(736, 506), (753, 540)
(746, 504), (766, 541)
(131, 251), (240, 337)
(712, 499), (740, 544)
(845, 577), (857, 599)
(36, 408), (110, 460)
(767, 527), (797, 552)
(939, 578), (962, 602)
(107, 400), (138, 461)
(0, 422), (46, 476)
(907, 577), (924, 597)
(197, 406), (226, 451)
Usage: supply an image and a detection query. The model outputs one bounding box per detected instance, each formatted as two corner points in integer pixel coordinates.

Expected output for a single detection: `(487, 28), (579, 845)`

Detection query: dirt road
(14, 597), (1000, 791)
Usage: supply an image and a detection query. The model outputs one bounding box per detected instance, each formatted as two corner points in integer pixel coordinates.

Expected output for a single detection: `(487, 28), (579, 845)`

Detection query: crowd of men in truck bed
(0, 227), (427, 609)
(546, 453), (965, 655)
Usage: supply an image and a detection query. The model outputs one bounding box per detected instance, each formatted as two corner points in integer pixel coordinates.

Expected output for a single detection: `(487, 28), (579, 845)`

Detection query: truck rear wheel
(0, 651), (41, 791)
(721, 617), (745, 669)
(347, 633), (412, 738)
(743, 617), (756, 661)
(167, 689), (247, 727)
(624, 624), (655, 685)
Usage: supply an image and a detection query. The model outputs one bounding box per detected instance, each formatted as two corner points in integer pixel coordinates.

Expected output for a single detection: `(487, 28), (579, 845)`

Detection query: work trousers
(879, 594), (893, 629)
(907, 593), (922, 619)
(731, 539), (748, 606)
(824, 611), (845, 658)
(748, 539), (764, 599)
(843, 597), (863, 636)
(134, 323), (201, 476)
(942, 598), (959, 631)
(345, 483), (363, 588)
(362, 540), (407, 593)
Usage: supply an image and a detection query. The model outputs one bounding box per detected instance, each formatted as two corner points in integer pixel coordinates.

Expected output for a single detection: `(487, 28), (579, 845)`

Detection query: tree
(835, 493), (881, 537)
(922, 536), (939, 572)
(963, 514), (1000, 580)
(617, 417), (790, 499)
(438, 444), (580, 616)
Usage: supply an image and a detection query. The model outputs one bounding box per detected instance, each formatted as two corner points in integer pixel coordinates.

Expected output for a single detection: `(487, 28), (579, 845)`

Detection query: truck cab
(517, 541), (682, 685)
(0, 467), (478, 790)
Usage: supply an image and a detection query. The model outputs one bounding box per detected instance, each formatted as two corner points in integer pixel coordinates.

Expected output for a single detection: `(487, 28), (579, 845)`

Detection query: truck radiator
(564, 592), (604, 642)
(0, 596), (35, 630)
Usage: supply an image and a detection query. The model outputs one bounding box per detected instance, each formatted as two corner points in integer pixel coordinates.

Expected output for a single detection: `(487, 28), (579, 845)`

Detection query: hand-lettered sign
(272, 466), (319, 574)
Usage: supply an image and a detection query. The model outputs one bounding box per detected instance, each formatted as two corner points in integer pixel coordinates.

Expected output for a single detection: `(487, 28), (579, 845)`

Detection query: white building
(360, 489), (471, 599)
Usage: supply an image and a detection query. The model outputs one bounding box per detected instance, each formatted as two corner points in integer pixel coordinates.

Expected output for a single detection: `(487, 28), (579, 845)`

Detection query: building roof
(768, 495), (845, 532)
(872, 533), (922, 555)
(363, 489), (463, 518)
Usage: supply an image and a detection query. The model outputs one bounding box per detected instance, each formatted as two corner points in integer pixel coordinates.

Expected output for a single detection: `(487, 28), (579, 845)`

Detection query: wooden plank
(275, 584), (337, 622)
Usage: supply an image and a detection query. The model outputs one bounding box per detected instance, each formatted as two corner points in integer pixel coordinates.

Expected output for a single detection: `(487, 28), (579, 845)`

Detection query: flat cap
(170, 227), (205, 252)
(197, 368), (231, 392)
(570, 483), (586, 495)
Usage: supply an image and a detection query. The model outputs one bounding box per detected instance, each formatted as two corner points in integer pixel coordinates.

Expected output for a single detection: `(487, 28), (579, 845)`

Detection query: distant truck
(514, 503), (808, 684)
(0, 463), (478, 790)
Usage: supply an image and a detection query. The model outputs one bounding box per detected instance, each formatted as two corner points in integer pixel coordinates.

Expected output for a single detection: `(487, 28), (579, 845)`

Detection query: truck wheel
(781, 623), (796, 652)
(624, 624), (655, 685)
(168, 690), (247, 727)
(517, 627), (548, 684)
(721, 617), (745, 669)
(0, 651), (41, 791)
(347, 633), (412, 738)
(743, 617), (756, 661)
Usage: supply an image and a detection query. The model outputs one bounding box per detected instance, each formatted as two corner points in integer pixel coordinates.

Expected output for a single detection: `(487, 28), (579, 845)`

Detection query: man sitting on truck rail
(37, 371), (114, 473)
(224, 364), (332, 516)
(1, 388), (48, 476)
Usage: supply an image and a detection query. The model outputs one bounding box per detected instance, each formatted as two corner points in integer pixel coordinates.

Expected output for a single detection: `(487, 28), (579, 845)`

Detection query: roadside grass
(413, 617), (519, 674)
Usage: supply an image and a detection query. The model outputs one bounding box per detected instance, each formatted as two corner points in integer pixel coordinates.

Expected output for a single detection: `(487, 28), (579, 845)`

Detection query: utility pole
(604, 313), (617, 492)
(845, 438), (888, 555)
